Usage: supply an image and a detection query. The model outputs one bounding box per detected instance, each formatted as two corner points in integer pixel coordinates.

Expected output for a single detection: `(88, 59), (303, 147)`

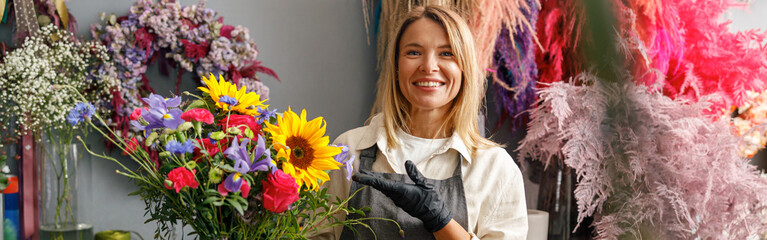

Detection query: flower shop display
(515, 0), (767, 238)
(0, 24), (113, 239)
(518, 75), (767, 239)
(69, 74), (398, 239)
(90, 0), (278, 141)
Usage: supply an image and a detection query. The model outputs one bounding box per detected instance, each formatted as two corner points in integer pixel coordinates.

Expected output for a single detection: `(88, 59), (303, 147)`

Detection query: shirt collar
(356, 114), (473, 164)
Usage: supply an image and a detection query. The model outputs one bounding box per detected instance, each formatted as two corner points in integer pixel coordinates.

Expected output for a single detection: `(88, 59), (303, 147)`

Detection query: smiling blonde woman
(314, 5), (528, 240)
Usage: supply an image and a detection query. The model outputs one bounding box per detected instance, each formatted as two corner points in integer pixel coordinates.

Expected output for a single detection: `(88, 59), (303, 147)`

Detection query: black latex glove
(352, 160), (452, 233)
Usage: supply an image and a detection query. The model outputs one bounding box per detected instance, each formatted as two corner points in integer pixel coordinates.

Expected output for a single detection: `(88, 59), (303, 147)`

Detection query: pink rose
(166, 167), (199, 193)
(218, 115), (261, 136)
(129, 107), (147, 121)
(261, 170), (299, 213)
(181, 108), (214, 124)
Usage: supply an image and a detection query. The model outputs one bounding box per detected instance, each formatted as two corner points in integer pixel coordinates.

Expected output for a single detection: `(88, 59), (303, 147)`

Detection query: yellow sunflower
(198, 73), (267, 116)
(265, 108), (342, 190)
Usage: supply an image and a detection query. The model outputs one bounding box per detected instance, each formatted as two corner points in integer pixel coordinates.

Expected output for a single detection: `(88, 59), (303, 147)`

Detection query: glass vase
(36, 134), (93, 240)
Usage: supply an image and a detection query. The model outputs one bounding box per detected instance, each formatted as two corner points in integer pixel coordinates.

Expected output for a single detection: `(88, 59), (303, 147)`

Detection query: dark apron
(339, 145), (469, 239)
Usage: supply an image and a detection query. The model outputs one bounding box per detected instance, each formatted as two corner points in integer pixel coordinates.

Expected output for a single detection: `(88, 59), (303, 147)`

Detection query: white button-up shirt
(312, 114), (528, 240)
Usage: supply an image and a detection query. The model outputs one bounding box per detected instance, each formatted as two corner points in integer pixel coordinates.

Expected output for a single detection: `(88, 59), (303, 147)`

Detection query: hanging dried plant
(518, 74), (767, 239)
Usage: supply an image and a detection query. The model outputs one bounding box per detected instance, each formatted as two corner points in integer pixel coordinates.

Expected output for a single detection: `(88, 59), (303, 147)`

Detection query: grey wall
(3, 0), (376, 238)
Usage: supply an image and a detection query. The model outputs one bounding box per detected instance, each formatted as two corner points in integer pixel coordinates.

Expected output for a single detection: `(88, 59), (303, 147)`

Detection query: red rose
(123, 137), (140, 155)
(261, 169), (299, 213)
(166, 167), (199, 193)
(181, 108), (214, 124)
(219, 115), (261, 136)
(129, 107), (147, 121)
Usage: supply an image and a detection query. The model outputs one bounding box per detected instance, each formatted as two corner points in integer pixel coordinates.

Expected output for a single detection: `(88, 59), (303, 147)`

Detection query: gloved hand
(352, 160), (452, 232)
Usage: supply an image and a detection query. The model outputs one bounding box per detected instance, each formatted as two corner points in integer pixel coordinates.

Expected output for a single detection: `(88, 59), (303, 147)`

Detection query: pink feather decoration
(618, 0), (767, 116)
(614, 0), (684, 90)
(518, 75), (767, 239)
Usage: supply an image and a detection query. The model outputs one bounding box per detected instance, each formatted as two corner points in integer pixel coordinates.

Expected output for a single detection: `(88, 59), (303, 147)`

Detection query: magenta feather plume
(616, 0), (767, 117)
(535, 0), (583, 86)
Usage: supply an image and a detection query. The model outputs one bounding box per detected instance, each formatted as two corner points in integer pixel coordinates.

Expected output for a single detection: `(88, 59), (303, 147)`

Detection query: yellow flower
(265, 108), (342, 190)
(198, 73), (267, 116)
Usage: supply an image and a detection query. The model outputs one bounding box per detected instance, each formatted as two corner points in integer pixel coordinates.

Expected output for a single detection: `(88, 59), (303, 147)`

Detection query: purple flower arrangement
(90, 0), (279, 138)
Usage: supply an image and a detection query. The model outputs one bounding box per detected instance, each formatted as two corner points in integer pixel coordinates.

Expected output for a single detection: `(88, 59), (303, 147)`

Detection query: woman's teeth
(413, 82), (444, 87)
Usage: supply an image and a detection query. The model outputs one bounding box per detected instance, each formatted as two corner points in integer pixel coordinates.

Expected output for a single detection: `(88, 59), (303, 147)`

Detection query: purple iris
(222, 137), (275, 192)
(142, 107), (184, 130)
(219, 96), (238, 106)
(250, 135), (274, 172)
(334, 144), (350, 163)
(67, 103), (96, 125)
(130, 94), (184, 135)
(256, 106), (278, 124)
(334, 144), (355, 181)
(343, 155), (355, 181)
(165, 139), (196, 154)
(143, 93), (182, 109)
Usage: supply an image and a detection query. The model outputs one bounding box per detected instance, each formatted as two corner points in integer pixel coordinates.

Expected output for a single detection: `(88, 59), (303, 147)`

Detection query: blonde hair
(370, 5), (499, 156)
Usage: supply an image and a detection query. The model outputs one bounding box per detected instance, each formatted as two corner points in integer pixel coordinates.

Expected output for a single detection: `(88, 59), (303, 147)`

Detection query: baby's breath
(0, 24), (114, 141)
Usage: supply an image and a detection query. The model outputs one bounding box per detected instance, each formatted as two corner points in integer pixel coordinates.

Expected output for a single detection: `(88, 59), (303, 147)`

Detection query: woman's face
(397, 18), (462, 114)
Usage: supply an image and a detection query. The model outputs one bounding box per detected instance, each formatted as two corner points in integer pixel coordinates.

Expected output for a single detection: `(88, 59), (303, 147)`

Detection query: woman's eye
(406, 50), (420, 56)
(440, 51), (454, 57)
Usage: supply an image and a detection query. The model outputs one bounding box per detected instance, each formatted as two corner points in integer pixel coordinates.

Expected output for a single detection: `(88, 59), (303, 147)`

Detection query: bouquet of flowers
(69, 74), (396, 239)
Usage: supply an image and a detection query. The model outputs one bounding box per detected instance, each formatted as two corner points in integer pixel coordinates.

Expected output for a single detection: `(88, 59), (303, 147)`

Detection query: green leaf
(203, 196), (220, 205)
(205, 189), (220, 196)
(226, 198), (244, 215)
(234, 195), (248, 206)
(185, 100), (208, 111)
(213, 162), (236, 172)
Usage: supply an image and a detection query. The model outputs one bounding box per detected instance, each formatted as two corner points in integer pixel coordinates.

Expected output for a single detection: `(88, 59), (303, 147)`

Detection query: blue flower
(219, 96), (238, 106)
(67, 103), (96, 125)
(165, 139), (195, 154)
(256, 106), (278, 124)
